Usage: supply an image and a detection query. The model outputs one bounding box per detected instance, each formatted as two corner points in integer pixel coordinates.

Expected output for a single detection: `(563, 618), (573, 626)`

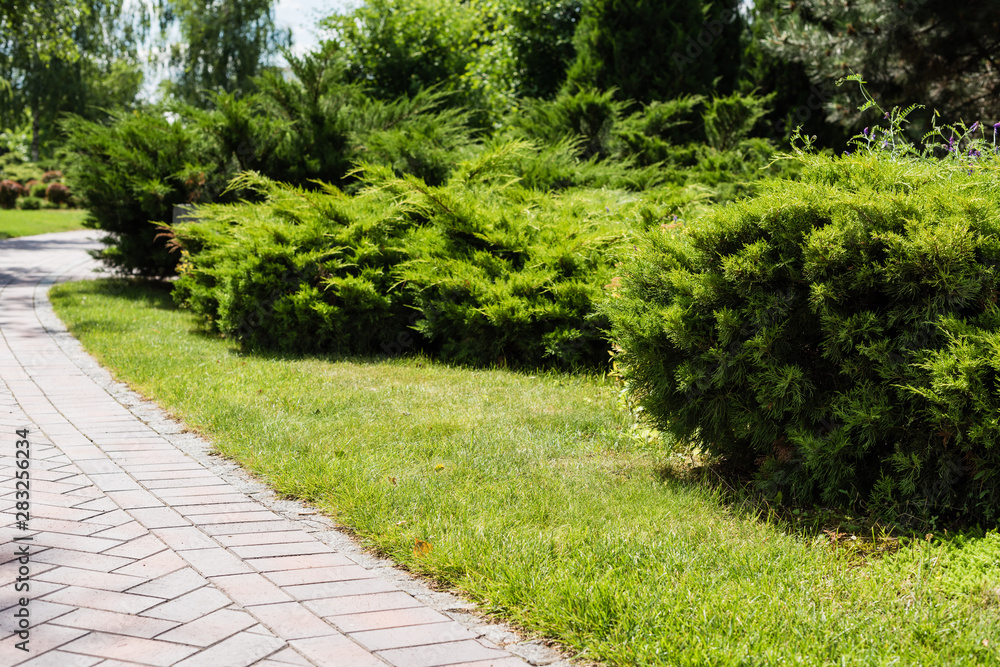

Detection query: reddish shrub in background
(45, 183), (71, 206)
(42, 170), (63, 183)
(0, 180), (24, 209)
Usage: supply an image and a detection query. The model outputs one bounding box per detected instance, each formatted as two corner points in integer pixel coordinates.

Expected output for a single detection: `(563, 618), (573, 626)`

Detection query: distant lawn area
(50, 278), (1000, 667)
(0, 209), (88, 238)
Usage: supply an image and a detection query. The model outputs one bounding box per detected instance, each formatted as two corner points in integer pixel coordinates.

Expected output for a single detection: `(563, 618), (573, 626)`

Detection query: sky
(274, 0), (354, 59)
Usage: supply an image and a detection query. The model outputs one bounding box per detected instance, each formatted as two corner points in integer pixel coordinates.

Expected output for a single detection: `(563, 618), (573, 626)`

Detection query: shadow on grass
(77, 278), (614, 382)
(654, 458), (994, 558)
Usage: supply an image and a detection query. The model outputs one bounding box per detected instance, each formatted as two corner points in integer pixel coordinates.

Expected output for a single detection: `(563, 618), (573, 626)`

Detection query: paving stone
(140, 587), (231, 623)
(155, 608), (257, 647)
(247, 554), (357, 572)
(376, 640), (510, 667)
(113, 549), (187, 579)
(172, 631), (286, 667)
(289, 635), (388, 667)
(177, 547), (254, 577)
(261, 565), (378, 588)
(304, 592), (424, 618)
(125, 567), (207, 600)
(41, 586), (163, 615)
(209, 573), (294, 607)
(12, 649), (104, 667)
(328, 608), (452, 634)
(0, 232), (541, 667)
(349, 622), (479, 652)
(50, 608), (180, 639)
(228, 542), (331, 560)
(245, 602), (340, 640)
(264, 647), (314, 666)
(149, 527), (218, 552)
(59, 631), (198, 666)
(36, 567), (145, 593)
(284, 578), (398, 601)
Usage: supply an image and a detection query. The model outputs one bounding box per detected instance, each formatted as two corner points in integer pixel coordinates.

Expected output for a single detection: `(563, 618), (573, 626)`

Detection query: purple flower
(971, 122), (979, 132)
(948, 135), (956, 152)
(884, 112), (890, 119)
(994, 122), (1000, 136)
(863, 127), (869, 138)
(969, 149), (981, 158)
(842, 150), (851, 157)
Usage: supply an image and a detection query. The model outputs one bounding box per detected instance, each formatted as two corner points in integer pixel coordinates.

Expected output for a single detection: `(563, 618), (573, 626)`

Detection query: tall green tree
(501, 0), (582, 99)
(320, 0), (481, 102)
(762, 0), (1000, 133)
(738, 0), (834, 145)
(563, 0), (743, 104)
(0, 0), (146, 160)
(164, 0), (291, 105)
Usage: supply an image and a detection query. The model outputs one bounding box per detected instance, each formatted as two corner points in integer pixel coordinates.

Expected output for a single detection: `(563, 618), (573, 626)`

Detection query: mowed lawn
(0, 209), (88, 238)
(50, 278), (1000, 666)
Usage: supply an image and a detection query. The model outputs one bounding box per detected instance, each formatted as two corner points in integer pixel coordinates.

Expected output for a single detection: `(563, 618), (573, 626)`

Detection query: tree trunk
(30, 103), (40, 162)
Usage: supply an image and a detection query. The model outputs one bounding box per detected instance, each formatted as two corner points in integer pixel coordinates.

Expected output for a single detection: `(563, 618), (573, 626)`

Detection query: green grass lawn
(51, 279), (1000, 666)
(0, 209), (88, 238)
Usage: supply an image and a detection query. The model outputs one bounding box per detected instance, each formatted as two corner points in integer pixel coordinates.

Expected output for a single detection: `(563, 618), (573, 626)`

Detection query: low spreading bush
(0, 162), (44, 185)
(172, 173), (416, 355)
(605, 149), (1000, 523)
(28, 182), (46, 198)
(172, 143), (703, 368)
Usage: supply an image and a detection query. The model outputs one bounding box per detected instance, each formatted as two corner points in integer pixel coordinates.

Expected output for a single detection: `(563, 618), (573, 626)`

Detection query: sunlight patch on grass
(0, 209), (88, 238)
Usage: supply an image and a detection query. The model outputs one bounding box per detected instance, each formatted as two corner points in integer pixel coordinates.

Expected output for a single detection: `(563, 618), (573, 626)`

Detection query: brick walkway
(0, 231), (558, 667)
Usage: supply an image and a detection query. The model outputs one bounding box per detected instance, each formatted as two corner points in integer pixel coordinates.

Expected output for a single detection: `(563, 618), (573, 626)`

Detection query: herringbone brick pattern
(0, 232), (537, 667)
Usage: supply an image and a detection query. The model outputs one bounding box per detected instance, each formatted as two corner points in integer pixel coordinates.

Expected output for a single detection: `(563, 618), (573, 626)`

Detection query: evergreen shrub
(62, 51), (477, 276)
(172, 173), (417, 355)
(605, 152), (1000, 522)
(172, 143), (697, 368)
(29, 182), (47, 199)
(62, 109), (224, 276)
(17, 196), (42, 210)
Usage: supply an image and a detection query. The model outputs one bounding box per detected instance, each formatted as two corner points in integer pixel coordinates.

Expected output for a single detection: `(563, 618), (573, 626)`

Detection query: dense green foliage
(171, 146), (707, 368)
(763, 0), (1000, 135)
(0, 0), (147, 160)
(62, 50), (476, 275)
(322, 0), (481, 103)
(62, 109), (224, 275)
(164, 0), (290, 105)
(565, 0), (742, 103)
(605, 148), (1000, 522)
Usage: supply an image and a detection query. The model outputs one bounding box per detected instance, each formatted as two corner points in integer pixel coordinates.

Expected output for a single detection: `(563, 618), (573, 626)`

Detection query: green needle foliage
(171, 142), (707, 369)
(606, 142), (1000, 523)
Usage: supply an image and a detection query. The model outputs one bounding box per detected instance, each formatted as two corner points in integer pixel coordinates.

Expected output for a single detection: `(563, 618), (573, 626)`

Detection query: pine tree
(762, 0), (1000, 133)
(563, 0), (743, 104)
